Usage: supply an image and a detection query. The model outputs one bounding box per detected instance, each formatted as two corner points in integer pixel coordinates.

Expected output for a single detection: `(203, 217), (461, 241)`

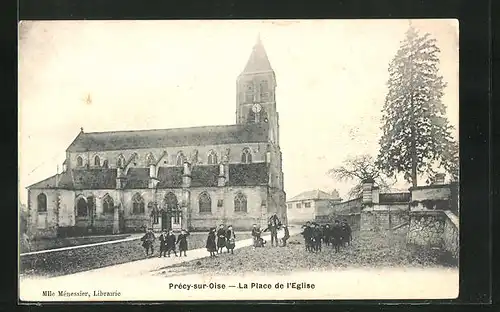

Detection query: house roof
(66, 123), (269, 152)
(27, 163), (269, 190)
(287, 189), (339, 202)
(241, 36), (273, 74)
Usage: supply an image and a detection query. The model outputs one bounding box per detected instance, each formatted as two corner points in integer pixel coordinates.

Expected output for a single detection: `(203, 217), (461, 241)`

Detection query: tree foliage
(327, 154), (394, 199)
(377, 25), (458, 186)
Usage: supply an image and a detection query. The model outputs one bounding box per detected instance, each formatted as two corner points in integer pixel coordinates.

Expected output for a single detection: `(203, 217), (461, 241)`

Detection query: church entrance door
(162, 193), (179, 231)
(161, 210), (169, 231)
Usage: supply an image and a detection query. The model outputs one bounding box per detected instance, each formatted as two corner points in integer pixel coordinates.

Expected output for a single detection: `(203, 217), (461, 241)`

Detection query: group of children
(140, 228), (190, 257)
(205, 224), (236, 257)
(301, 219), (352, 253)
(139, 214), (290, 258)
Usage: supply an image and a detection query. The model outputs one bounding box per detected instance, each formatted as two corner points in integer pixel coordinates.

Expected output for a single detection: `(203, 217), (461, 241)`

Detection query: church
(25, 38), (287, 238)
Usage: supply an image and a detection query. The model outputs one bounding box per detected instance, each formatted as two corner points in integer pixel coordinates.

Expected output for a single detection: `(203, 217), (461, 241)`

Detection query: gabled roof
(66, 123), (269, 152)
(287, 189), (339, 202)
(27, 163), (270, 190)
(241, 36), (273, 74)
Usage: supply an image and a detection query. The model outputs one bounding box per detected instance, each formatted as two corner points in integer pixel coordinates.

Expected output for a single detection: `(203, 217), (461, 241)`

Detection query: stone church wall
(189, 186), (266, 231)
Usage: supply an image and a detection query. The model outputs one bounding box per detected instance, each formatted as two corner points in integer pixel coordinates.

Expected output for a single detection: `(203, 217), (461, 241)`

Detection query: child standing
(225, 225), (236, 254)
(177, 229), (190, 257)
(158, 230), (167, 257)
(165, 229), (177, 257)
(216, 224), (226, 254)
(140, 228), (156, 257)
(206, 227), (217, 257)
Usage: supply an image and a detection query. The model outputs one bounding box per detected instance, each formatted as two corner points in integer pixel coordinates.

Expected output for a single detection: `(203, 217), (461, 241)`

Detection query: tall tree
(377, 25), (457, 187)
(327, 154), (394, 199)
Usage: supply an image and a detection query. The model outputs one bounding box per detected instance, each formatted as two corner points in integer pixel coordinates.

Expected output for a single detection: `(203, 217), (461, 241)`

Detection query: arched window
(132, 193), (145, 214)
(199, 192), (212, 213)
(102, 160), (109, 168)
(94, 155), (100, 166)
(244, 82), (254, 103)
(37, 193), (47, 213)
(234, 192), (247, 212)
(164, 192), (178, 211)
(176, 152), (185, 166)
(117, 155), (125, 168)
(76, 156), (83, 167)
(207, 150), (218, 165)
(102, 194), (114, 214)
(241, 148), (252, 164)
(76, 197), (87, 217)
(259, 80), (269, 101)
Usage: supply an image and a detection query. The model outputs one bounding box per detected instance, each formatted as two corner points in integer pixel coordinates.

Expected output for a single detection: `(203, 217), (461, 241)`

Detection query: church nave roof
(67, 123), (269, 152)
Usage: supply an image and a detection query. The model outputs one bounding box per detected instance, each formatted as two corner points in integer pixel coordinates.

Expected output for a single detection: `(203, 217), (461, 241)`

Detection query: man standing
(268, 213), (281, 247)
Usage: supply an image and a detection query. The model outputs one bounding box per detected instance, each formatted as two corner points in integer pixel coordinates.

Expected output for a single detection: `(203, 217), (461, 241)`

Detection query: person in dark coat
(312, 223), (323, 252)
(206, 227), (217, 257)
(165, 229), (177, 257)
(268, 213), (281, 247)
(301, 222), (313, 252)
(323, 224), (332, 246)
(158, 230), (167, 257)
(216, 224), (226, 253)
(225, 225), (236, 254)
(177, 229), (190, 257)
(341, 219), (352, 246)
(140, 228), (156, 257)
(331, 220), (342, 253)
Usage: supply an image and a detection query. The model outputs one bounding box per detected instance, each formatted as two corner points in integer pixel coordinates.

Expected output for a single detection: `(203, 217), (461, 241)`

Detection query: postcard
(18, 19), (459, 302)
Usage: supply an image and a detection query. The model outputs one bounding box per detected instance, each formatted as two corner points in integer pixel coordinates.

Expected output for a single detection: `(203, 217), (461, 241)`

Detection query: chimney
(218, 163), (226, 187)
(182, 161), (192, 188)
(362, 178), (375, 205)
(432, 173), (446, 185)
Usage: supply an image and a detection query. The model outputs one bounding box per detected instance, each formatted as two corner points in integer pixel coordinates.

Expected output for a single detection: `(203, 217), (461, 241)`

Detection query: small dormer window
(94, 155), (100, 166)
(241, 148), (252, 164)
(207, 150), (218, 165)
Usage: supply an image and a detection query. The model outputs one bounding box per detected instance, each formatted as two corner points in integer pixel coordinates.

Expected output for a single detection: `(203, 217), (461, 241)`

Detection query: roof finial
(80, 127), (84, 133)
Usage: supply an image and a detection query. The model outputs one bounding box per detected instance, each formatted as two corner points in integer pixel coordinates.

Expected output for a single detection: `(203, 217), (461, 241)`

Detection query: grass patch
(160, 230), (458, 277)
(20, 232), (252, 278)
(22, 234), (131, 253)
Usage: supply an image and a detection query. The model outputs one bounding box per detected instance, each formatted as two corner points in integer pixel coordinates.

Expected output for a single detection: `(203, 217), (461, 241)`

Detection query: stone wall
(360, 209), (409, 231)
(443, 210), (459, 259)
(406, 210), (459, 260)
(406, 211), (445, 247)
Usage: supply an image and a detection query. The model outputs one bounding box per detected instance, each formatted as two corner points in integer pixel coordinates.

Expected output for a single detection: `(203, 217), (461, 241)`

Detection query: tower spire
(241, 34), (273, 74)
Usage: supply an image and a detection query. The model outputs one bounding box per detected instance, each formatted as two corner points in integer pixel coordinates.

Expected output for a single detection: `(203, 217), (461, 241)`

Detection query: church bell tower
(236, 35), (279, 146)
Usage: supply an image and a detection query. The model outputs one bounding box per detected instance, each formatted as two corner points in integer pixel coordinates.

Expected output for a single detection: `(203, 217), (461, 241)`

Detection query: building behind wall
(286, 189), (341, 224)
(25, 37), (287, 238)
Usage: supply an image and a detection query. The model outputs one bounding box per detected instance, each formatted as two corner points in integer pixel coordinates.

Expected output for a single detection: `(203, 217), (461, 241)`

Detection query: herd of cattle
(300, 220), (352, 253)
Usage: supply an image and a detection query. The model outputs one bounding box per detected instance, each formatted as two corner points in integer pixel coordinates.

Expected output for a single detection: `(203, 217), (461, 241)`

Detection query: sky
(18, 19), (459, 205)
